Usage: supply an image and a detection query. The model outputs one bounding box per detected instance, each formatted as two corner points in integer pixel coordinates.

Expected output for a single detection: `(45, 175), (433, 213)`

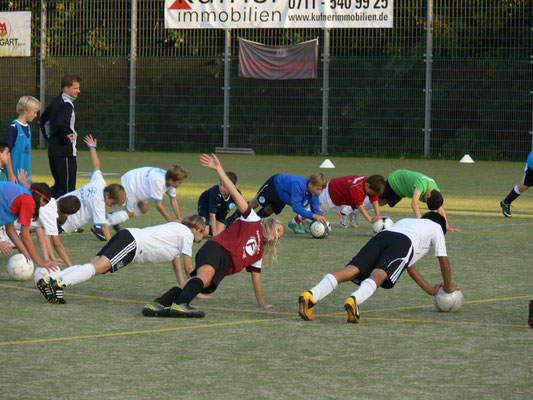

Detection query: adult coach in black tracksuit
(40, 74), (82, 198)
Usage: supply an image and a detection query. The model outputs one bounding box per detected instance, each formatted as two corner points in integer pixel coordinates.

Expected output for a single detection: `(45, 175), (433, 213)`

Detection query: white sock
(310, 273), (338, 302)
(58, 263), (96, 287)
(514, 185), (521, 195)
(349, 278), (377, 305)
(340, 206), (353, 215)
(133, 207), (144, 217)
(107, 210), (130, 225)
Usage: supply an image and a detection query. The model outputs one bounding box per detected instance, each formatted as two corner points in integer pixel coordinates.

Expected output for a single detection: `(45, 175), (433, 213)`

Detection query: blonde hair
(104, 184), (126, 204)
(308, 172), (327, 189)
(166, 165), (189, 182)
(262, 218), (283, 264)
(181, 214), (207, 230)
(16, 96), (40, 114)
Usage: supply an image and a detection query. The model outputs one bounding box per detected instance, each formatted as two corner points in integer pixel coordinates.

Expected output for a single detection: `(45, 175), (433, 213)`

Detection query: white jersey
(14, 198), (59, 236)
(127, 222), (193, 265)
(121, 167), (176, 206)
(384, 218), (447, 266)
(60, 170), (108, 233)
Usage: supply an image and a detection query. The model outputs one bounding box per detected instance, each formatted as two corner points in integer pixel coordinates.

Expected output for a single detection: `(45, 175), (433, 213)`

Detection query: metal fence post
(424, 0), (434, 158)
(321, 28), (330, 156)
(128, 0), (137, 151)
(223, 29), (231, 148)
(39, 0), (46, 149)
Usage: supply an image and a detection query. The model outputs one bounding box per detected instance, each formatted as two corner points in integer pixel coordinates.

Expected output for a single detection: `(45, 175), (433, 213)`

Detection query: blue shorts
(256, 175), (285, 215)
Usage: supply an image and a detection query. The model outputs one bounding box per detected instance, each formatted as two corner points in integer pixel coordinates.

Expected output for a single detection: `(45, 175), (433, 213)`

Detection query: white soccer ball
(372, 217), (394, 234)
(434, 287), (464, 313)
(6, 254), (34, 281)
(309, 220), (331, 239)
(33, 266), (60, 284)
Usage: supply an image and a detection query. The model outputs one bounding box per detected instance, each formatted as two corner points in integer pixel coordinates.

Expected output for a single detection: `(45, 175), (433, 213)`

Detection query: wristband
(89, 144), (96, 148)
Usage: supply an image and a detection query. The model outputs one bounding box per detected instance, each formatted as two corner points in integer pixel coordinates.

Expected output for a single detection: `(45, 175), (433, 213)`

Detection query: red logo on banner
(169, 0), (192, 10)
(0, 22), (8, 37)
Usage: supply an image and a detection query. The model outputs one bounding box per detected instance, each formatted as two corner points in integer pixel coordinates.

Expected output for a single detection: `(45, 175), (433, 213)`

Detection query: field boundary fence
(1, 0), (531, 159)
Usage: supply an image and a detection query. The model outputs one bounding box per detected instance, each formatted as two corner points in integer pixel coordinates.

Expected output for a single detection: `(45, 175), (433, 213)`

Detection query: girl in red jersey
(142, 153), (285, 318)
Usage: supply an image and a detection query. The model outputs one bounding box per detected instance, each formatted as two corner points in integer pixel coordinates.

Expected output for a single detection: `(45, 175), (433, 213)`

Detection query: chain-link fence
(0, 0), (531, 159)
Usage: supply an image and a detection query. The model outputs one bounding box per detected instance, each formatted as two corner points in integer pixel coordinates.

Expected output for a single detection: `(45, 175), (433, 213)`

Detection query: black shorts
(256, 175), (286, 215)
(96, 230), (137, 273)
(522, 166), (533, 187)
(193, 241), (232, 294)
(380, 180), (403, 208)
(347, 231), (413, 289)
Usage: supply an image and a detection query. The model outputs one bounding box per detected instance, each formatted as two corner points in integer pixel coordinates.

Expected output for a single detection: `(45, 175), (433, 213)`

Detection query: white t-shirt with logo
(61, 170), (108, 233)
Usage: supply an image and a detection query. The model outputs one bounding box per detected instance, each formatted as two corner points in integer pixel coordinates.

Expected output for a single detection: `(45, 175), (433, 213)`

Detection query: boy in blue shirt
(197, 171), (239, 236)
(500, 150), (533, 217)
(226, 173), (328, 227)
(3, 96), (41, 183)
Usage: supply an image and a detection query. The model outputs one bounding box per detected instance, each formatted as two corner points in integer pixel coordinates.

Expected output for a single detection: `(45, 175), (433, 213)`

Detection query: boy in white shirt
(60, 135), (126, 242)
(36, 215), (207, 304)
(15, 171), (81, 266)
(105, 165), (188, 231)
(298, 212), (459, 323)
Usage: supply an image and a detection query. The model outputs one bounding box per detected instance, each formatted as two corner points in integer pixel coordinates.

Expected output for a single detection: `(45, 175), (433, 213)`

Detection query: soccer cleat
(73, 228), (84, 233)
(90, 226), (106, 241)
(111, 224), (121, 233)
(298, 291), (316, 321)
(338, 213), (349, 228)
(500, 201), (512, 217)
(349, 213), (359, 228)
(344, 296), (361, 324)
(288, 221), (305, 234)
(168, 303), (205, 318)
(142, 302), (170, 317)
(302, 220), (311, 233)
(36, 277), (66, 304)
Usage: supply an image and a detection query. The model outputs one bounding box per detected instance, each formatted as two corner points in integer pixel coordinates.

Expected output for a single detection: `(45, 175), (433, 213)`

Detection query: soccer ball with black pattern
(309, 220), (331, 239)
(372, 217), (394, 234)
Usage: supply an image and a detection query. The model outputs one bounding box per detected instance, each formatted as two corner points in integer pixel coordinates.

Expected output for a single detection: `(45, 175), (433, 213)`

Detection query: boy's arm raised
(84, 135), (100, 171)
(200, 154), (248, 214)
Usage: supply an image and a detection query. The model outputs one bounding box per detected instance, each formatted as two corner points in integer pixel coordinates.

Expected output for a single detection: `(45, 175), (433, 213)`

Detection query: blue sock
(503, 186), (521, 205)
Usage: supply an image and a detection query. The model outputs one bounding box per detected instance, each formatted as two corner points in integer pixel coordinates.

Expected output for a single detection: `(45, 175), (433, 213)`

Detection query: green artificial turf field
(1, 150), (532, 399)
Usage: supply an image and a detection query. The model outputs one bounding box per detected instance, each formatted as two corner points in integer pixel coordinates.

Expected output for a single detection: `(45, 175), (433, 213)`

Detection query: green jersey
(0, 168), (7, 182)
(387, 170), (440, 203)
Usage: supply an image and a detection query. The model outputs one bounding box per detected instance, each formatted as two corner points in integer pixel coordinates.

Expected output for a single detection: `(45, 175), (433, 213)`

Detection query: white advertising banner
(0, 12), (32, 57)
(165, 0), (393, 29)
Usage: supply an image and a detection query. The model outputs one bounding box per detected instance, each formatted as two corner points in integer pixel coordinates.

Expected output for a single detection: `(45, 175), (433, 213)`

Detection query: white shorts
(319, 183), (373, 214)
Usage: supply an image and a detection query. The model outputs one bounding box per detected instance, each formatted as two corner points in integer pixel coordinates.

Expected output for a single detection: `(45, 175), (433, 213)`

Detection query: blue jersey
(527, 150), (533, 170)
(0, 181), (31, 225)
(273, 174), (320, 220)
(198, 185), (238, 222)
(4, 120), (31, 181)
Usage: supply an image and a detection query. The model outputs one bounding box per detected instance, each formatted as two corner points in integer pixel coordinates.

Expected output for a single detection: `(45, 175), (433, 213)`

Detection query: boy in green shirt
(380, 169), (459, 232)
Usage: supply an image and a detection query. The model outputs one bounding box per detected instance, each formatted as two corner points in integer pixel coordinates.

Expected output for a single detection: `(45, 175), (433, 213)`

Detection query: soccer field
(1, 150), (532, 400)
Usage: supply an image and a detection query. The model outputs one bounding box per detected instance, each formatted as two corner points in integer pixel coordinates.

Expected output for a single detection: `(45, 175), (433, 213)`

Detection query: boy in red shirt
(289, 174), (385, 233)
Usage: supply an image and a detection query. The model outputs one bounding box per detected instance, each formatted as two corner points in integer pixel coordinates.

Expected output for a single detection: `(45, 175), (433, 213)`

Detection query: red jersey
(209, 207), (263, 275)
(327, 175), (379, 207)
(11, 194), (35, 226)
